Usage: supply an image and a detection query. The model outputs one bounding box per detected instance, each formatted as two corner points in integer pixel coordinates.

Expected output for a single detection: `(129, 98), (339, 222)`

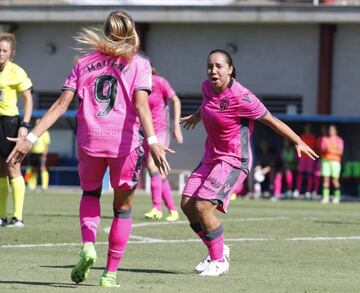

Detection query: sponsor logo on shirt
(219, 98), (230, 111)
(242, 94), (251, 103)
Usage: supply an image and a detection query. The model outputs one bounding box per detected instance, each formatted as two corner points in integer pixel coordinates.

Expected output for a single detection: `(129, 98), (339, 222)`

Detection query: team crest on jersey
(219, 98), (230, 111)
(242, 94), (251, 103)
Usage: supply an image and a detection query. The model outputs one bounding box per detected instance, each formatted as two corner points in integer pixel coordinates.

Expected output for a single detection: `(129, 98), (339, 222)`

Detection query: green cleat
(71, 242), (97, 284)
(165, 210), (179, 222)
(144, 207), (163, 220)
(99, 270), (120, 288)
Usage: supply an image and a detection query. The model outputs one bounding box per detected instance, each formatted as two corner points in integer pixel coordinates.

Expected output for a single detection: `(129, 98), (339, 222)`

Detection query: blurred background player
(0, 32), (33, 228)
(143, 65), (183, 221)
(293, 124), (316, 199)
(26, 118), (51, 191)
(272, 139), (297, 200)
(180, 49), (318, 277)
(6, 10), (172, 288)
(320, 124), (344, 204)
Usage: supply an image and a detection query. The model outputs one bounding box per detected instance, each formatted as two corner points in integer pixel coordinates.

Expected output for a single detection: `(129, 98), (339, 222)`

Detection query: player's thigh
(330, 161), (341, 179)
(77, 147), (107, 190)
(108, 147), (144, 190)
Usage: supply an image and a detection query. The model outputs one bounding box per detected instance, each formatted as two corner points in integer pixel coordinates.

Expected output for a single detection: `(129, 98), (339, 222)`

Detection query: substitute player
(180, 49), (318, 276)
(320, 124), (344, 204)
(144, 65), (183, 221)
(26, 118), (51, 191)
(7, 10), (172, 287)
(0, 32), (33, 228)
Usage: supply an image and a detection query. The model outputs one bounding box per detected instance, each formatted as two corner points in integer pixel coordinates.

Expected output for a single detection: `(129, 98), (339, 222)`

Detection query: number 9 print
(94, 75), (118, 116)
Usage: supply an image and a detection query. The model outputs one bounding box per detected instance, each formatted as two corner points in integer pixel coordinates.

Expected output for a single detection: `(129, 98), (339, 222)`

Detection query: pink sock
(285, 170), (293, 190)
(106, 209), (132, 272)
(306, 175), (313, 193)
(204, 225), (224, 261)
(79, 195), (101, 243)
(314, 176), (321, 193)
(150, 173), (162, 210)
(296, 173), (303, 192)
(162, 179), (177, 211)
(273, 173), (282, 198)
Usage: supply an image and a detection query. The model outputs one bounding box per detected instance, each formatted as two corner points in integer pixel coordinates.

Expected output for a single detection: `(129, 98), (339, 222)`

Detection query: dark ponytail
(208, 49), (236, 78)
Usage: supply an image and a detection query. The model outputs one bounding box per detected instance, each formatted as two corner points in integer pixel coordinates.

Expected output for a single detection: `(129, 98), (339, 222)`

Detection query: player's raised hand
(150, 144), (175, 176)
(6, 136), (33, 165)
(295, 141), (319, 160)
(180, 112), (201, 130)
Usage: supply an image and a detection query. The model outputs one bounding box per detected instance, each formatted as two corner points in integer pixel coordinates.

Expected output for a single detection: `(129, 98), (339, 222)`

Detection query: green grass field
(1, 189), (360, 292)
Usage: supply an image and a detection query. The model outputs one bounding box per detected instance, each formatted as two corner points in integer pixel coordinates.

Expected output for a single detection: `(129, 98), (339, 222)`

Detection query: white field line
(3, 235), (360, 249)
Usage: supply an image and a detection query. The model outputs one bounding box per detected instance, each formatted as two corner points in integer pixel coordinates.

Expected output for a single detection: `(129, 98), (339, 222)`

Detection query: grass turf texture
(1, 190), (360, 292)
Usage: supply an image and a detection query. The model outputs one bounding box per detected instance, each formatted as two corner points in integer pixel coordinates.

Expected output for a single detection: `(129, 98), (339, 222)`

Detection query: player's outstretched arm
(7, 90), (75, 165)
(180, 108), (201, 130)
(135, 90), (174, 176)
(171, 94), (183, 144)
(259, 111), (319, 160)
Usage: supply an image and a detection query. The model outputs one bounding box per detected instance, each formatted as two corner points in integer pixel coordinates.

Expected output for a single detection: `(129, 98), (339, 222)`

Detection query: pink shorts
(143, 131), (170, 159)
(77, 146), (144, 191)
(297, 157), (315, 173)
(182, 161), (248, 213)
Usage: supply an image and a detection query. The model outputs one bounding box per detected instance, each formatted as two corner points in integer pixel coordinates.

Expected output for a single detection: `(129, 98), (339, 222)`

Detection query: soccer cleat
(195, 244), (230, 273)
(230, 193), (237, 201)
(99, 270), (120, 288)
(0, 218), (7, 227)
(332, 197), (340, 204)
(199, 258), (230, 277)
(165, 210), (179, 222)
(144, 208), (163, 220)
(292, 190), (300, 198)
(6, 217), (24, 228)
(71, 242), (97, 284)
(321, 197), (330, 204)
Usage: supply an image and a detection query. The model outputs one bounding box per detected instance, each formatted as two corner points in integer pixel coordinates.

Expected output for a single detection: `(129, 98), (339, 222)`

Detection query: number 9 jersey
(62, 52), (152, 158)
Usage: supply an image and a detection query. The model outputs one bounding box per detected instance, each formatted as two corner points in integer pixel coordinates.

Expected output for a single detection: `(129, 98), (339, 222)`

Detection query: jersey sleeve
(134, 57), (152, 93)
(161, 78), (175, 100)
(237, 92), (268, 120)
(15, 67), (32, 92)
(62, 63), (79, 92)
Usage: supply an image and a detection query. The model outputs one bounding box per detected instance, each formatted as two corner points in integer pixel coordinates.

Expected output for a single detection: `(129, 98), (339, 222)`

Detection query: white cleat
(199, 258), (229, 277)
(195, 244), (230, 273)
(332, 197), (340, 204)
(321, 197), (330, 204)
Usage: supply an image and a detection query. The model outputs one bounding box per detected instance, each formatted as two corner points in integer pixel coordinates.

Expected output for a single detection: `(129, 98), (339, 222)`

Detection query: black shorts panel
(0, 116), (20, 158)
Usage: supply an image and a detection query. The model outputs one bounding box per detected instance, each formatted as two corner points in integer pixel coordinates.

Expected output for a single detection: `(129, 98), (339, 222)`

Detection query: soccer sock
(106, 208), (132, 272)
(150, 173), (162, 211)
(204, 225), (225, 261)
(41, 170), (49, 190)
(10, 176), (26, 220)
(285, 170), (293, 190)
(313, 176), (321, 194)
(190, 222), (206, 244)
(296, 173), (303, 192)
(334, 188), (341, 199)
(306, 174), (313, 193)
(79, 193), (101, 243)
(273, 173), (282, 198)
(27, 172), (37, 190)
(323, 187), (330, 200)
(161, 179), (177, 211)
(0, 177), (9, 218)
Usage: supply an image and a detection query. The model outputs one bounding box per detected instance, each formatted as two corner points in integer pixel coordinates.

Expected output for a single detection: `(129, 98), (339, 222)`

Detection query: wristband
(20, 121), (31, 129)
(26, 132), (38, 144)
(147, 135), (159, 145)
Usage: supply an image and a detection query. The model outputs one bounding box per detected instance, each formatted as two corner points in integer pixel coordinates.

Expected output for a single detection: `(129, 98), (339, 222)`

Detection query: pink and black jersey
(200, 79), (267, 172)
(63, 52), (152, 158)
(148, 74), (175, 134)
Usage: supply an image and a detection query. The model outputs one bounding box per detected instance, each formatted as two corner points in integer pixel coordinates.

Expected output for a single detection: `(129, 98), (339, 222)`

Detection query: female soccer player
(320, 124), (344, 204)
(7, 11), (172, 287)
(0, 32), (33, 228)
(144, 65), (183, 221)
(180, 49), (318, 276)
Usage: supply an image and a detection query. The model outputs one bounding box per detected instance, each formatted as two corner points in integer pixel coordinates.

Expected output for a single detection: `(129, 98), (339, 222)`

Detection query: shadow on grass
(314, 220), (360, 225)
(40, 265), (178, 274)
(0, 280), (95, 288)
